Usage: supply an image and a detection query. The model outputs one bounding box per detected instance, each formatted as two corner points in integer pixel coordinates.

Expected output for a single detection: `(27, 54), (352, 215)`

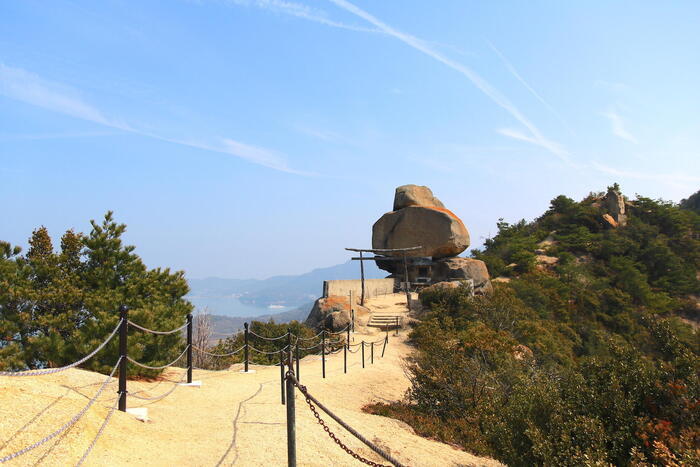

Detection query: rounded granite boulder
(372, 206), (470, 260)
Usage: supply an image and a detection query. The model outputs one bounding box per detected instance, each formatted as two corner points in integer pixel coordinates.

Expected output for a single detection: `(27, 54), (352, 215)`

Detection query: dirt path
(0, 294), (500, 466)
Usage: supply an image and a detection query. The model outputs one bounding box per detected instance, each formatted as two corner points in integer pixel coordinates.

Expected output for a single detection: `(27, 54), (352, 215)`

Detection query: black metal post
(280, 350), (285, 405)
(371, 341), (374, 364)
(361, 341), (365, 369)
(321, 329), (326, 379)
(343, 343), (347, 374)
(244, 322), (249, 373)
(285, 352), (296, 467)
(381, 334), (388, 358)
(351, 309), (355, 333)
(295, 340), (300, 382)
(395, 316), (399, 336)
(346, 325), (350, 346)
(359, 251), (365, 306)
(186, 313), (193, 383)
(286, 327), (295, 386)
(118, 306), (128, 412)
(403, 253), (410, 310)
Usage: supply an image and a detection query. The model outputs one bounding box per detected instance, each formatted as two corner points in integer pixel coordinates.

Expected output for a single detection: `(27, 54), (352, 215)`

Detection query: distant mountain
(208, 304), (313, 341)
(187, 260), (385, 316)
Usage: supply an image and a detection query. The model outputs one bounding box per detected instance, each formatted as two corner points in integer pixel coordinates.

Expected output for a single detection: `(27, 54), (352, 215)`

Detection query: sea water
(185, 294), (294, 317)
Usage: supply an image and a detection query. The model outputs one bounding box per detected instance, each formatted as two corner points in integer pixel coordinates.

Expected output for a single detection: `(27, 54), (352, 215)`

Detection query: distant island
(186, 259), (385, 315)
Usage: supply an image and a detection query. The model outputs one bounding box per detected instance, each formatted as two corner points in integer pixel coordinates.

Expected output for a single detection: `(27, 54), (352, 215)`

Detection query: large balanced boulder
(431, 257), (493, 295)
(393, 184), (445, 211)
(373, 206), (470, 260)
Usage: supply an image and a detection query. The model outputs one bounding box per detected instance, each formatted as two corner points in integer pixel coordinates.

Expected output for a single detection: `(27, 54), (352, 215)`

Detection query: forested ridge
(368, 187), (699, 466)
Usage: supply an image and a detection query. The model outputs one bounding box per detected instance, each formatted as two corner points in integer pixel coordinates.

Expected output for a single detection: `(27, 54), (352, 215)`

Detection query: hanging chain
(298, 383), (390, 467)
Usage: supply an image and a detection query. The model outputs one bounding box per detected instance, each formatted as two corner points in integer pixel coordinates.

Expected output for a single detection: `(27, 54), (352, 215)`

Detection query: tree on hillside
(0, 212), (192, 376)
(680, 189), (700, 214)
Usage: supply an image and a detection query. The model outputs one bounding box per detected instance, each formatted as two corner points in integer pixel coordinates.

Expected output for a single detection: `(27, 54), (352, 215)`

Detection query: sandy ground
(0, 294), (501, 466)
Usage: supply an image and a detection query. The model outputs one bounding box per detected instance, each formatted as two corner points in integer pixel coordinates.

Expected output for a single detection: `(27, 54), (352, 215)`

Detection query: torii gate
(345, 246), (422, 307)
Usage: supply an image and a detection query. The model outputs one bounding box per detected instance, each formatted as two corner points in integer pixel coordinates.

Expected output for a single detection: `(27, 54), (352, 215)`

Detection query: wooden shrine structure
(344, 246), (422, 307)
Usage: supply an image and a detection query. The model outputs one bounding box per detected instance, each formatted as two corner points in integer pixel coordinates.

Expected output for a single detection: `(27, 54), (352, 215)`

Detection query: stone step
(367, 314), (403, 328)
(367, 322), (400, 328)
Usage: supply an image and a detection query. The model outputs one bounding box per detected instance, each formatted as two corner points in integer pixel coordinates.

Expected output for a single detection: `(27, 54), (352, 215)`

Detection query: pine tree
(0, 213), (193, 376)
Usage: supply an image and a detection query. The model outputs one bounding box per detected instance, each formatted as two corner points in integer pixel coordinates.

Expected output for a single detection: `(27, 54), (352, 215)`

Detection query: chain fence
(75, 395), (120, 466)
(129, 371), (188, 402)
(249, 345), (290, 355)
(249, 330), (290, 341)
(127, 345), (190, 370)
(2, 309), (399, 465)
(127, 320), (188, 335)
(288, 373), (405, 467)
(193, 344), (245, 357)
(0, 319), (123, 377)
(0, 356), (121, 463)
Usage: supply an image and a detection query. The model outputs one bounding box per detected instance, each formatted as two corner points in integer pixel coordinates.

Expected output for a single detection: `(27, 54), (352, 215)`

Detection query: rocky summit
(373, 185), (470, 263)
(372, 184), (492, 294)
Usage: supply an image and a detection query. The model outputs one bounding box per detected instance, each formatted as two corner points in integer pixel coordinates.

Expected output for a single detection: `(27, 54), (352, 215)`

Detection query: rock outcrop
(305, 295), (370, 331)
(373, 207), (470, 262)
(373, 185), (470, 274)
(431, 257), (493, 295)
(603, 187), (627, 226)
(372, 184), (492, 294)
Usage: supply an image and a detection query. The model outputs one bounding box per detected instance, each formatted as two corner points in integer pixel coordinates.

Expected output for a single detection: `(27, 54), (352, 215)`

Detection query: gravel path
(0, 294), (501, 466)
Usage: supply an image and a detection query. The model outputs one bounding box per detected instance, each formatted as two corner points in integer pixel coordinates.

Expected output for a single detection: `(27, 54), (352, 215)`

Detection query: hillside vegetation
(368, 187), (699, 466)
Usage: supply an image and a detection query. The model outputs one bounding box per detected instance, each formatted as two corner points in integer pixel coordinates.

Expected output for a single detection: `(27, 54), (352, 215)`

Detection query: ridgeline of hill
(681, 189), (700, 214)
(368, 187), (699, 466)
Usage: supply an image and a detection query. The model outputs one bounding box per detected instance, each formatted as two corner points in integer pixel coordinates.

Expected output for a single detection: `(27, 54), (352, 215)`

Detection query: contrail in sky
(486, 40), (574, 136)
(325, 0), (571, 164)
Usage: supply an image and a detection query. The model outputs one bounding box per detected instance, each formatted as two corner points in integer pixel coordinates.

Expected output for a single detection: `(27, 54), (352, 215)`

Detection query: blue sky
(1, 0), (699, 279)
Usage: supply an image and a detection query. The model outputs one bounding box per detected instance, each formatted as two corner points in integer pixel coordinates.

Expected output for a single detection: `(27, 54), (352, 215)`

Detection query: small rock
(431, 257), (492, 294)
(393, 184), (445, 211)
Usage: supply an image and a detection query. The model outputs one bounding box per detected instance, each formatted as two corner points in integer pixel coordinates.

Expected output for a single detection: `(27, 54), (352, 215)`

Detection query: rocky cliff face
(604, 188), (627, 226)
(372, 184), (492, 294)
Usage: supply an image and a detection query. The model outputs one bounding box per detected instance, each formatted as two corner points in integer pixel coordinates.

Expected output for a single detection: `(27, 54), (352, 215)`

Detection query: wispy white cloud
(326, 0), (571, 164)
(222, 0), (379, 33)
(0, 64), (129, 130)
(0, 63), (311, 175)
(487, 40), (573, 135)
(592, 161), (700, 183)
(602, 108), (638, 144)
(496, 127), (570, 161)
(218, 1), (473, 55)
